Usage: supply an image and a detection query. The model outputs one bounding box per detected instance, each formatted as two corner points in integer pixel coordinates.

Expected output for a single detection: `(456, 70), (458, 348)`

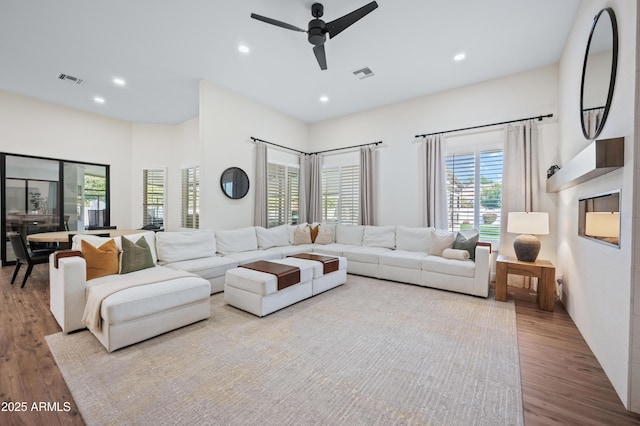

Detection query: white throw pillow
(442, 248), (470, 261)
(155, 230), (215, 264)
(335, 225), (365, 246)
(215, 227), (258, 255)
(314, 224), (335, 245)
(429, 229), (456, 256)
(363, 226), (396, 248)
(256, 225), (290, 249)
(396, 226), (434, 252)
(293, 225), (313, 245)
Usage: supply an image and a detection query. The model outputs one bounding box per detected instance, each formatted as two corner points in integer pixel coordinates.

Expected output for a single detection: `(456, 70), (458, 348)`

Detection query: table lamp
(585, 212), (620, 241)
(507, 212), (549, 262)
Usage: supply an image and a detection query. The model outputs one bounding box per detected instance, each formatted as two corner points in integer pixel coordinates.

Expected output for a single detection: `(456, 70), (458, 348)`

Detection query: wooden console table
(496, 255), (556, 311)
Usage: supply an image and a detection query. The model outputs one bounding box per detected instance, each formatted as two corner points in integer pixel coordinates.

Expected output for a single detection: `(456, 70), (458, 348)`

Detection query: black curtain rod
(414, 113), (553, 138)
(251, 137), (382, 156)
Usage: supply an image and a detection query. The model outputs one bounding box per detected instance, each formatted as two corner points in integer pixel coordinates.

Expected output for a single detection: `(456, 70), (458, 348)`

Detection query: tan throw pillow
(82, 239), (119, 281)
(429, 230), (456, 256)
(120, 236), (155, 274)
(293, 225), (312, 245)
(314, 225), (334, 245)
(309, 224), (319, 242)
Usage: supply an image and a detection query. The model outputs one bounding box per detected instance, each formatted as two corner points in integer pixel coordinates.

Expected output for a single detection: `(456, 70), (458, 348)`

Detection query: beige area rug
(46, 275), (523, 426)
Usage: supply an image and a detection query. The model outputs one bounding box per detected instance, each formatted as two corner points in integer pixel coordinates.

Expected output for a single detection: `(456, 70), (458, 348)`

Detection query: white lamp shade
(507, 212), (549, 235)
(585, 212), (620, 238)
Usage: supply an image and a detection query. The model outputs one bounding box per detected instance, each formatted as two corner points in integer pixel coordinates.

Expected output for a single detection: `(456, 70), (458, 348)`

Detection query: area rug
(46, 275), (524, 425)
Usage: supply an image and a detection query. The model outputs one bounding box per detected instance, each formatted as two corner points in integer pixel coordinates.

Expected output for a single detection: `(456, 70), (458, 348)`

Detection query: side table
(495, 255), (556, 311)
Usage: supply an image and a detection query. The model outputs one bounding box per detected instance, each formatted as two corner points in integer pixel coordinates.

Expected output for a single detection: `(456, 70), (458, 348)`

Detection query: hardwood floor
(1, 263), (639, 425)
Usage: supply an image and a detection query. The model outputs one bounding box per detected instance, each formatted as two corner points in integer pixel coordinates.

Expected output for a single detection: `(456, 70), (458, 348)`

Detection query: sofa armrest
(49, 254), (88, 333)
(473, 245), (492, 298)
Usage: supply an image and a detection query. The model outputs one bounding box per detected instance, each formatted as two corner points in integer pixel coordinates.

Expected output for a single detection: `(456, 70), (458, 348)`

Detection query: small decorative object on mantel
(507, 212), (549, 262)
(547, 165), (560, 179)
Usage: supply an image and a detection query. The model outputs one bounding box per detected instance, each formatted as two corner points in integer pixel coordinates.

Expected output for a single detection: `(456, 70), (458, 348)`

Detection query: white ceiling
(0, 0), (581, 125)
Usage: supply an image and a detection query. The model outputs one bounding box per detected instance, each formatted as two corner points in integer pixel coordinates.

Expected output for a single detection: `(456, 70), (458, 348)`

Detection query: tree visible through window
(445, 150), (503, 241)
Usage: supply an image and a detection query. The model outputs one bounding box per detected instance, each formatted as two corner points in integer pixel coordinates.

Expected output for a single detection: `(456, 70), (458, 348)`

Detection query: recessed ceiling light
(238, 44), (250, 54)
(454, 53), (466, 62)
(93, 96), (105, 104)
(319, 95), (329, 103)
(113, 77), (126, 86)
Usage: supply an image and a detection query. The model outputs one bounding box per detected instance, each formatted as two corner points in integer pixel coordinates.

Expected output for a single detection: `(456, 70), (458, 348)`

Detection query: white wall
(130, 118), (199, 231)
(309, 65), (559, 262)
(557, 0), (637, 409)
(198, 81), (308, 230)
(0, 90), (134, 228)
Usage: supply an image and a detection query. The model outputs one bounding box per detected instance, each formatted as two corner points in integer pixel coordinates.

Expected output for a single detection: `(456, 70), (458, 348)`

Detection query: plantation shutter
(142, 168), (165, 227)
(181, 166), (199, 229)
(322, 165), (359, 225)
(267, 163), (300, 227)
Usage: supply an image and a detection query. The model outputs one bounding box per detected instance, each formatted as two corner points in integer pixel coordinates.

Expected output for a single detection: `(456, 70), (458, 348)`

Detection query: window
(267, 163), (299, 227)
(142, 168), (165, 227)
(445, 149), (503, 241)
(181, 166), (199, 229)
(322, 164), (359, 225)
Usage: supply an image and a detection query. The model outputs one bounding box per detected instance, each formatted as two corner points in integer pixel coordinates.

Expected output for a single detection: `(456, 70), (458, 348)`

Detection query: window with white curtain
(322, 164), (359, 225)
(181, 166), (199, 229)
(445, 147), (503, 241)
(267, 162), (299, 227)
(142, 168), (165, 227)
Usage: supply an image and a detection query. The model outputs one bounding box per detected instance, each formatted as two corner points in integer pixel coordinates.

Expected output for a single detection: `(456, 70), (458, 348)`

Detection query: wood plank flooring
(1, 263), (639, 425)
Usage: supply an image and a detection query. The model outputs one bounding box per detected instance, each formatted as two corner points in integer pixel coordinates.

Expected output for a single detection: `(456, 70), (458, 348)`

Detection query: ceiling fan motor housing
(308, 19), (327, 45)
(311, 3), (324, 18)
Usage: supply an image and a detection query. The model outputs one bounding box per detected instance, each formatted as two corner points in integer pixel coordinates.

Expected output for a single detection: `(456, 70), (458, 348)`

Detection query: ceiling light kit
(238, 44), (250, 54)
(250, 1), (378, 70)
(93, 96), (105, 104)
(319, 95), (329, 103)
(113, 77), (126, 86)
(454, 53), (466, 62)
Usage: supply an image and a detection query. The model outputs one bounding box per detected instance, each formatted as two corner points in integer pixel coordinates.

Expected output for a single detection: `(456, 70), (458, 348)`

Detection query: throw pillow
(82, 239), (119, 281)
(293, 225), (312, 245)
(442, 248), (470, 261)
(453, 230), (479, 260)
(120, 236), (155, 274)
(309, 224), (319, 243)
(314, 225), (334, 245)
(429, 230), (456, 256)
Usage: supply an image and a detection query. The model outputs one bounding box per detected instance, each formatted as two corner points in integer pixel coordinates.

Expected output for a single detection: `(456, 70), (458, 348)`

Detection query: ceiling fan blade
(325, 1), (378, 39)
(250, 13), (306, 32)
(313, 44), (327, 70)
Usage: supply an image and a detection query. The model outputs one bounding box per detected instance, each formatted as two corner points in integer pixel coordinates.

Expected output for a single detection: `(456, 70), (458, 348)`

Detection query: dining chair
(9, 233), (51, 288)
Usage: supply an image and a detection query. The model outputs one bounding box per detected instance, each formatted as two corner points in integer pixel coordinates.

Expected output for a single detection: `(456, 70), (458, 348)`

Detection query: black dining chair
(9, 233), (51, 288)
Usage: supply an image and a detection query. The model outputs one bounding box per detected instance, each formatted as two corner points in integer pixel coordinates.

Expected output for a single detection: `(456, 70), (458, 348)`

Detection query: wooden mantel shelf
(546, 137), (624, 193)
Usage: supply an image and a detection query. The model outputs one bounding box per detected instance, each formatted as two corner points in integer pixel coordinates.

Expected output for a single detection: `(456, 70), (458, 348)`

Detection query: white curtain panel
(253, 142), (268, 227)
(499, 120), (540, 255)
(298, 153), (308, 224)
(359, 145), (377, 225)
(307, 153), (323, 223)
(583, 107), (604, 138)
(422, 135), (448, 229)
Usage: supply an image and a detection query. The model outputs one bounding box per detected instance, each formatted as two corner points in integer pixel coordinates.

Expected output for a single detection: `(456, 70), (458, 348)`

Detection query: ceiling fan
(250, 2), (379, 70)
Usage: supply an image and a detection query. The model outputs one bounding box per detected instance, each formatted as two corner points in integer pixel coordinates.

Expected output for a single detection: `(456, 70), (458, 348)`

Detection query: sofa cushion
(363, 226), (396, 248)
(314, 224), (335, 244)
(293, 225), (313, 245)
(155, 230), (216, 264)
(343, 246), (391, 264)
(82, 239), (119, 281)
(429, 229), (456, 256)
(224, 250), (280, 265)
(72, 231), (159, 264)
(312, 243), (355, 257)
(98, 271), (210, 325)
(163, 255), (238, 280)
(396, 226), (434, 252)
(215, 227), (258, 255)
(336, 225), (365, 245)
(379, 250), (429, 270)
(120, 236), (155, 274)
(452, 229), (479, 260)
(256, 226), (290, 249)
(422, 255), (475, 278)
(266, 244), (315, 257)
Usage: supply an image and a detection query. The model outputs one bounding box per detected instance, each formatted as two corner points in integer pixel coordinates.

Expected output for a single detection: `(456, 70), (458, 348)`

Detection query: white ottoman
(282, 254), (347, 295)
(224, 260), (313, 317)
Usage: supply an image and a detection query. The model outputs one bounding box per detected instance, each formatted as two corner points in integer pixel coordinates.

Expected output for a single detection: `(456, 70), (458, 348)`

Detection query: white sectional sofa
(49, 223), (491, 351)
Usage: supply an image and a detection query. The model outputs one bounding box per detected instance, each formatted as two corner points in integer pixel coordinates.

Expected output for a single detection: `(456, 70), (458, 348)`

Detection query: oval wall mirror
(220, 167), (250, 199)
(580, 7), (618, 140)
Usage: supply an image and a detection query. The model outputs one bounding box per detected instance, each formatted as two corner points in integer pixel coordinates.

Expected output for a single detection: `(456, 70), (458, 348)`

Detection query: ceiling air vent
(353, 67), (374, 80)
(58, 73), (83, 85)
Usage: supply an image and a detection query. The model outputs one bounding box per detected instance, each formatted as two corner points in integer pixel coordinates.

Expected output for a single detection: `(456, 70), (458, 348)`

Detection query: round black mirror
(580, 7), (618, 140)
(220, 167), (250, 199)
